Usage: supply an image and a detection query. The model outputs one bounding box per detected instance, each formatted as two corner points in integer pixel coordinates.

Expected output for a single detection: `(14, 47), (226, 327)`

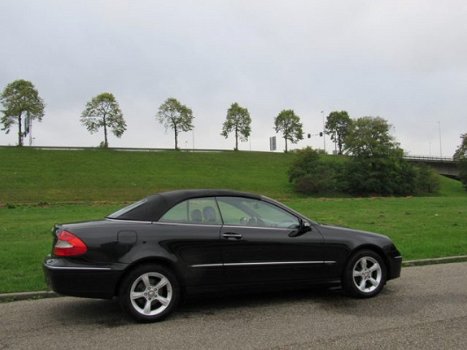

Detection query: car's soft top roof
(109, 189), (262, 222)
(159, 189), (261, 202)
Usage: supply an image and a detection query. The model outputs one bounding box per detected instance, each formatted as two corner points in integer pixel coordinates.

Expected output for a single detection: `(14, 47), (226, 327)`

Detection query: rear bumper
(43, 257), (125, 299)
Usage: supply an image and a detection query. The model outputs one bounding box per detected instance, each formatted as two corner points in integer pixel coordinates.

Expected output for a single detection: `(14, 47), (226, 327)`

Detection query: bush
(288, 147), (439, 196)
(344, 155), (439, 196)
(457, 158), (467, 190)
(344, 154), (414, 196)
(414, 164), (440, 194)
(293, 166), (341, 195)
(453, 133), (466, 190)
(288, 147), (346, 195)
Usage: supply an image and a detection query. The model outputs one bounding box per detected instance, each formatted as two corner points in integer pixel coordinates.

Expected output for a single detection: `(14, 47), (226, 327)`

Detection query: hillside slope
(0, 147), (296, 203)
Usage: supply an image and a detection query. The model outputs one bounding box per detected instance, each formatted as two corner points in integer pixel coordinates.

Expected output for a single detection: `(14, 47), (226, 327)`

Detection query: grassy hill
(0, 146), (466, 293)
(2, 147), (465, 204)
(0, 147), (296, 204)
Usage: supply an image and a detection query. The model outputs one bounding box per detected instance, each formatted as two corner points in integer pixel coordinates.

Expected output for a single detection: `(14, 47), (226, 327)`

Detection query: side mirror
(288, 219), (312, 237)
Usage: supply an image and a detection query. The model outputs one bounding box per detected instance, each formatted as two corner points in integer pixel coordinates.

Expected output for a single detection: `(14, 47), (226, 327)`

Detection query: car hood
(317, 223), (391, 242)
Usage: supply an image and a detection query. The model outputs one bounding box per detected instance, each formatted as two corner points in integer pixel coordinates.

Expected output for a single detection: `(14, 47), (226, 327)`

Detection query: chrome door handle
(222, 232), (243, 240)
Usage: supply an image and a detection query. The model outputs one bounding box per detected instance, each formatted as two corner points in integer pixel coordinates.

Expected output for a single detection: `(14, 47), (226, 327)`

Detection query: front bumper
(387, 255), (402, 280)
(43, 257), (125, 299)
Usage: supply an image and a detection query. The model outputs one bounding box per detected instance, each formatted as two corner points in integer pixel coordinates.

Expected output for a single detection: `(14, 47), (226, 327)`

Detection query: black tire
(342, 250), (387, 298)
(119, 264), (180, 322)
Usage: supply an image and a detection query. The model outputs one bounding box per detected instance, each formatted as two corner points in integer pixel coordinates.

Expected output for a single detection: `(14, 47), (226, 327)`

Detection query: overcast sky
(1, 0), (466, 156)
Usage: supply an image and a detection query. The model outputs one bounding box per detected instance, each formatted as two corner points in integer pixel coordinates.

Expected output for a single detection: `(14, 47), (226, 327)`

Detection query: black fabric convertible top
(109, 189), (261, 222)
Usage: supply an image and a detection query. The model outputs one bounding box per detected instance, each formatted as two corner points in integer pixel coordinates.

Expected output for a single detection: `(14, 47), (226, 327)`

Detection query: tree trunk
(235, 127), (238, 151)
(174, 125), (178, 150)
(17, 113), (23, 147)
(284, 137), (288, 153)
(103, 114), (108, 148)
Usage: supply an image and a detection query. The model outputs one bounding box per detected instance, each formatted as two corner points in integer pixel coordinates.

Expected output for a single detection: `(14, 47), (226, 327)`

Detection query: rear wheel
(119, 264), (180, 322)
(343, 250), (387, 298)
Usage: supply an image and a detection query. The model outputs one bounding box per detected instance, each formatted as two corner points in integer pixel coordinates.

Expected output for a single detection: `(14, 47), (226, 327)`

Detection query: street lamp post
(321, 111), (326, 153)
(192, 129), (195, 151)
(437, 121), (442, 157)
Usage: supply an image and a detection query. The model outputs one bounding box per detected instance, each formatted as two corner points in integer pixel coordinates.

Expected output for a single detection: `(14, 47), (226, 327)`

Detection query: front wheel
(342, 250), (387, 298)
(119, 264), (180, 322)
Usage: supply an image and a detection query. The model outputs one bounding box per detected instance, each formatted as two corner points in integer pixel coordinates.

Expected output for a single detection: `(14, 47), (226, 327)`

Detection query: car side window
(217, 197), (299, 228)
(159, 198), (222, 225)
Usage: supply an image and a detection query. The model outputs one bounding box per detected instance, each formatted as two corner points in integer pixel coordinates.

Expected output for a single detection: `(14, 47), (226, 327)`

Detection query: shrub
(344, 154), (439, 196)
(288, 147), (346, 195)
(344, 154), (407, 196)
(453, 133), (466, 190)
(413, 164), (440, 194)
(459, 159), (467, 190)
(288, 147), (439, 196)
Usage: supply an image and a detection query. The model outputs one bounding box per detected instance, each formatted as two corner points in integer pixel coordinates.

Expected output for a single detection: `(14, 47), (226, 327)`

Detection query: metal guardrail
(404, 155), (454, 162)
(0, 146), (458, 160)
(0, 145), (270, 153)
(0, 145), (225, 152)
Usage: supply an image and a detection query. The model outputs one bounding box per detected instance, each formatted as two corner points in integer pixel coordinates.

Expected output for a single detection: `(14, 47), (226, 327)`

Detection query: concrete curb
(2, 256), (467, 303)
(401, 255), (467, 267)
(0, 291), (58, 303)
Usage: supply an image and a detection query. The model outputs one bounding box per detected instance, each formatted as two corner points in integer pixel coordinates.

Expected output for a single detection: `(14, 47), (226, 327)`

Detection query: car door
(155, 197), (224, 287)
(216, 196), (325, 286)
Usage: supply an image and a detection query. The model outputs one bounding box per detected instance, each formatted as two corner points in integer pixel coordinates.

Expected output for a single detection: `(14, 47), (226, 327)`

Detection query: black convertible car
(44, 189), (402, 322)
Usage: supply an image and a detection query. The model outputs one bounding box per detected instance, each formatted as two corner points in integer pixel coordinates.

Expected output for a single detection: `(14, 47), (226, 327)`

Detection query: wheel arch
(345, 244), (391, 277)
(114, 257), (185, 297)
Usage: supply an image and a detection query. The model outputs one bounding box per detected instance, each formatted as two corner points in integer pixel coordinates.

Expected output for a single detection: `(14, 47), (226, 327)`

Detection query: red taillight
(53, 230), (88, 257)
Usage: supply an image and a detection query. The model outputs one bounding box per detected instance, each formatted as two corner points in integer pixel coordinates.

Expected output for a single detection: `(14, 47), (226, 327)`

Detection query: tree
(325, 111), (352, 155)
(221, 102), (251, 150)
(157, 98), (194, 150)
(454, 133), (467, 190)
(342, 116), (439, 195)
(453, 133), (466, 161)
(344, 116), (398, 157)
(344, 116), (401, 195)
(0, 79), (45, 146)
(274, 109), (304, 152)
(80, 92), (126, 148)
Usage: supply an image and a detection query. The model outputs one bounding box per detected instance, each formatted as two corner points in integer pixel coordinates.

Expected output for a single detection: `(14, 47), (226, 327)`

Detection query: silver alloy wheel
(130, 272), (173, 316)
(352, 256), (382, 293)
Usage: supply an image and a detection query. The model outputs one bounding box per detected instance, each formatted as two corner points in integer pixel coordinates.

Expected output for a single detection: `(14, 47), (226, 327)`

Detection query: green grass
(0, 204), (121, 293)
(0, 147), (466, 293)
(437, 175), (466, 197)
(289, 196), (467, 260)
(0, 148), (295, 204)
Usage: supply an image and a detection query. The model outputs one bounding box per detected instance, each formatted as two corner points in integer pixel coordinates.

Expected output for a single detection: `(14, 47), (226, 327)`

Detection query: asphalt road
(1, 262), (466, 350)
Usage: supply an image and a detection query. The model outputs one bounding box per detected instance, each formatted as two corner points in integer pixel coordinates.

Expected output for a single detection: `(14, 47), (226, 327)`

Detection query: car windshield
(107, 199), (148, 219)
